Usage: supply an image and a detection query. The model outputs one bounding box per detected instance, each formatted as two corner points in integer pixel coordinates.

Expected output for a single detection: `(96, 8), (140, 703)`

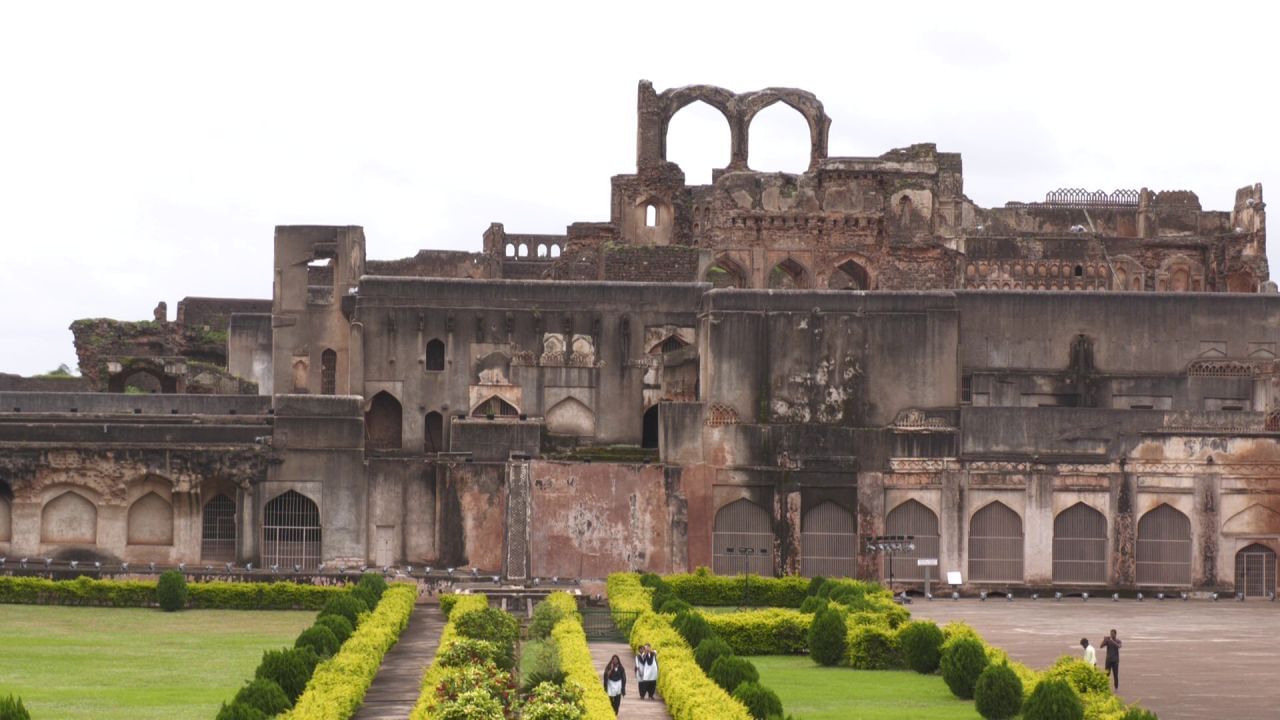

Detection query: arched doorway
(1235, 543), (1277, 597)
(884, 500), (940, 581)
(425, 339), (445, 371)
(1053, 503), (1107, 584)
(828, 260), (871, 290)
(767, 258), (808, 289)
(365, 391), (403, 450)
(262, 490), (321, 570)
(968, 501), (1024, 583)
(424, 412), (444, 453)
(1136, 504), (1191, 586)
(713, 498), (773, 575)
(641, 405), (659, 449)
(705, 258), (747, 289)
(201, 494), (236, 562)
(801, 501), (856, 578)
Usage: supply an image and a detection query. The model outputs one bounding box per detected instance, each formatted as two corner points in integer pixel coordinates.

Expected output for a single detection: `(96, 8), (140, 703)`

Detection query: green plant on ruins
(974, 662), (1023, 720)
(807, 606), (847, 666)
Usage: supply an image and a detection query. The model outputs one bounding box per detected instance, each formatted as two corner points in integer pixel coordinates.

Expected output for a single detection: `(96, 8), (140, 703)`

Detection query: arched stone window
(262, 490), (321, 570)
(320, 349), (337, 395)
(425, 338), (445, 372)
(201, 494), (236, 561)
(365, 391), (403, 450)
(1136, 503), (1191, 586)
(828, 259), (871, 290)
(41, 491), (97, 544)
(666, 99), (733, 185)
(424, 411), (444, 453)
(968, 501), (1024, 583)
(884, 500), (940, 581)
(1053, 502), (1107, 584)
(471, 395), (519, 418)
(746, 102), (811, 173)
(127, 492), (174, 546)
(1235, 543), (1277, 598)
(713, 498), (773, 575)
(767, 258), (808, 289)
(801, 501), (856, 578)
(705, 258), (747, 289)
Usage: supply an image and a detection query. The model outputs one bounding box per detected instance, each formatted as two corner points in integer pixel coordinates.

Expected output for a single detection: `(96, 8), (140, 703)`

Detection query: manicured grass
(0, 604), (315, 720)
(751, 655), (981, 720)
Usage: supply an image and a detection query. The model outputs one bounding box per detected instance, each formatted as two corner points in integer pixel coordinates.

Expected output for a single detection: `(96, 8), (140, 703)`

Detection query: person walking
(1081, 637), (1096, 667)
(635, 643), (659, 699)
(1101, 629), (1122, 689)
(603, 654), (626, 714)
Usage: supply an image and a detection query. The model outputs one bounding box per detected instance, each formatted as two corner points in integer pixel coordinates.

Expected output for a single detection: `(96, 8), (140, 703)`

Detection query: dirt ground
(911, 598), (1280, 720)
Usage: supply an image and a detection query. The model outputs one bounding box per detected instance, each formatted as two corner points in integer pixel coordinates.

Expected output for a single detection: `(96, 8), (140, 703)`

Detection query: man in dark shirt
(1100, 628), (1122, 689)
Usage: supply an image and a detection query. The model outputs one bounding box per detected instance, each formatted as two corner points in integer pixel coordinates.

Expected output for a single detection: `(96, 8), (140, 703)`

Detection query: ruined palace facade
(1, 82), (1277, 595)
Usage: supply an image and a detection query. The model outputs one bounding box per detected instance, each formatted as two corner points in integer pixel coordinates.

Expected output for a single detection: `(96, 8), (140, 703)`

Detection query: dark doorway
(425, 411), (444, 453)
(641, 405), (659, 449)
(365, 391), (403, 450)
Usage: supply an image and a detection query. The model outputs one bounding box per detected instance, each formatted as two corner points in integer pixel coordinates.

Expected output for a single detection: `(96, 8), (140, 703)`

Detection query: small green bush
(0, 695), (31, 720)
(518, 639), (567, 692)
(974, 663), (1023, 720)
(709, 655), (759, 694)
(704, 609), (809, 655)
(440, 593), (461, 618)
(940, 635), (989, 699)
(732, 681), (783, 720)
(638, 572), (666, 589)
(295, 624), (340, 658)
(806, 576), (827, 596)
(797, 595), (828, 614)
(453, 606), (519, 670)
(650, 586), (675, 612)
(672, 610), (715, 649)
(522, 681), (586, 720)
(215, 701), (267, 720)
(315, 613), (354, 644)
(528, 599), (568, 640)
(156, 570), (187, 612)
(1022, 677), (1084, 720)
(233, 678), (292, 716)
(255, 647), (313, 701)
(1045, 656), (1111, 696)
(357, 572), (388, 601)
(898, 620), (945, 674)
(436, 687), (506, 720)
(440, 638), (503, 669)
(319, 593), (368, 626)
(1121, 708), (1159, 720)
(659, 597), (693, 615)
(350, 584), (380, 613)
(807, 607), (847, 666)
(694, 636), (735, 673)
(846, 625), (902, 670)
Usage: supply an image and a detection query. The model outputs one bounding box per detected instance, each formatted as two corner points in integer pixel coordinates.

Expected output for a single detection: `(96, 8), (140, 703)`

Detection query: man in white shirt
(1081, 637), (1096, 666)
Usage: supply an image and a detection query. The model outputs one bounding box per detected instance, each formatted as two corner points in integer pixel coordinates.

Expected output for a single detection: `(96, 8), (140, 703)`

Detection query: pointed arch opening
(424, 411), (444, 453)
(767, 258), (809, 289)
(365, 391), (403, 450)
(320, 349), (337, 395)
(127, 491), (174, 546)
(262, 490), (321, 570)
(828, 259), (871, 290)
(545, 397), (596, 437)
(1235, 543), (1277, 597)
(801, 501), (856, 578)
(41, 491), (97, 544)
(201, 494), (236, 561)
(666, 99), (732, 185)
(968, 501), (1024, 583)
(705, 257), (747, 289)
(471, 395), (519, 418)
(713, 498), (773, 575)
(747, 102), (812, 174)
(1136, 503), (1191, 586)
(641, 404), (659, 449)
(884, 499), (940, 581)
(1053, 502), (1107, 584)
(425, 338), (445, 372)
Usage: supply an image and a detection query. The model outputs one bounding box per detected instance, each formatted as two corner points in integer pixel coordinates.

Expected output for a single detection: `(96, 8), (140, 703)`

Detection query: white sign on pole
(916, 558), (939, 567)
(946, 571), (963, 585)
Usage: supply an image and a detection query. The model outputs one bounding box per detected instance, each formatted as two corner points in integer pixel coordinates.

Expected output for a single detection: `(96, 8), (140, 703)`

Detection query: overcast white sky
(2, 1), (1277, 376)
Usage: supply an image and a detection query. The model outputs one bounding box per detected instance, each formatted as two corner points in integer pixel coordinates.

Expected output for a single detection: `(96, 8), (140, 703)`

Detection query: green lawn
(751, 655), (981, 720)
(0, 605), (315, 720)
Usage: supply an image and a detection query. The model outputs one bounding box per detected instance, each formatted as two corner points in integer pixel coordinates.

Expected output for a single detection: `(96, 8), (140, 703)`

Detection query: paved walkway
(352, 604), (446, 720)
(588, 641), (672, 719)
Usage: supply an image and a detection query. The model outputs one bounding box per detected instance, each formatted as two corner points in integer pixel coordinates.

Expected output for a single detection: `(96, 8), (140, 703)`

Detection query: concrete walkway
(351, 604), (446, 720)
(588, 641), (673, 719)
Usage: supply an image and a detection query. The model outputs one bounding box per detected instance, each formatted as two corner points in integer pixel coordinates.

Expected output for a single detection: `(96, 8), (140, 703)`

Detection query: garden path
(588, 641), (673, 719)
(351, 603), (445, 720)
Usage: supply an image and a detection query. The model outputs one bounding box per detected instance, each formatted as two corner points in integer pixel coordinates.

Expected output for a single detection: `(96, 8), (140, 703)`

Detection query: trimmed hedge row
(281, 583), (417, 720)
(701, 609), (810, 655)
(0, 575), (346, 610)
(545, 592), (615, 719)
(608, 574), (752, 720)
(660, 569), (810, 608)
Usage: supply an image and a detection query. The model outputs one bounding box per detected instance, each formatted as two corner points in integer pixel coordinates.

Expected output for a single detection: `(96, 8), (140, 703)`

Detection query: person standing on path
(1081, 637), (1096, 667)
(603, 654), (627, 714)
(635, 644), (658, 699)
(1101, 629), (1122, 689)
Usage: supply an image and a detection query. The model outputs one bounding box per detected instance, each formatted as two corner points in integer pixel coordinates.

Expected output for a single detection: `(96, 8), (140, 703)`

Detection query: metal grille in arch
(1235, 544), (1276, 597)
(884, 500), (939, 581)
(1053, 503), (1107, 584)
(1136, 504), (1191, 586)
(262, 490), (321, 570)
(201, 494), (236, 562)
(968, 502), (1024, 583)
(713, 498), (773, 576)
(801, 501), (856, 578)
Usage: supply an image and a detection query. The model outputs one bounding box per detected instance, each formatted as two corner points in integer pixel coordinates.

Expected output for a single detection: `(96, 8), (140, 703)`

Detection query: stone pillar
(778, 482), (802, 576)
(855, 471), (885, 580)
(1112, 470), (1136, 587)
(1196, 465), (1221, 589)
(1024, 474), (1054, 584)
(940, 470), (966, 584)
(348, 321), (364, 399)
(503, 461), (530, 581)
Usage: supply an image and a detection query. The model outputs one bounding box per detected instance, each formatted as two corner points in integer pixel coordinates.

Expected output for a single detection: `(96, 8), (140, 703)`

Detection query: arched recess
(706, 256), (748, 289)
(713, 498), (773, 575)
(968, 501), (1024, 583)
(665, 99), (733, 185)
(1235, 543), (1277, 597)
(545, 397), (596, 437)
(127, 492), (174, 546)
(108, 363), (177, 394)
(201, 494), (236, 561)
(424, 411), (444, 453)
(262, 490), (321, 570)
(0, 481), (12, 542)
(767, 258), (809, 289)
(471, 395), (519, 418)
(884, 499), (940, 581)
(365, 391), (403, 450)
(801, 501), (856, 578)
(641, 404), (659, 449)
(1136, 503), (1191, 586)
(41, 490), (97, 544)
(518, 243), (529, 258)
(1052, 502), (1107, 584)
(828, 259), (872, 290)
(320, 349), (337, 395)
(425, 338), (445, 372)
(745, 101), (812, 174)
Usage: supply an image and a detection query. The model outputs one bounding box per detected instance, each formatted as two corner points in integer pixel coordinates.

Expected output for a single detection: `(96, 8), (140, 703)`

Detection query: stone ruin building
(1, 81), (1277, 597)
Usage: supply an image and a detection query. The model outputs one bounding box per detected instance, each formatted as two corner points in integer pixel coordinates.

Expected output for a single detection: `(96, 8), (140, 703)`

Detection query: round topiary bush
(0, 695), (31, 720)
(357, 572), (388, 602)
(732, 681), (783, 720)
(319, 593), (368, 627)
(974, 662), (1023, 720)
(940, 636), (989, 699)
(255, 648), (313, 701)
(672, 610), (715, 649)
(156, 570), (188, 612)
(898, 620), (945, 674)
(350, 584), (380, 612)
(659, 597), (693, 615)
(807, 607), (848, 666)
(1045, 656), (1111, 696)
(295, 624), (341, 658)
(1022, 677), (1084, 720)
(694, 636), (734, 673)
(806, 576), (827, 596)
(798, 595), (828, 614)
(233, 678), (292, 716)
(846, 626), (902, 670)
(453, 606), (519, 669)
(315, 614), (354, 645)
(709, 655), (759, 694)
(215, 701), (267, 720)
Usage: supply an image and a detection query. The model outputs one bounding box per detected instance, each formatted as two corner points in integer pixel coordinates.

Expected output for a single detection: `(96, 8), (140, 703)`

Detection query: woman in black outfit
(602, 654), (626, 714)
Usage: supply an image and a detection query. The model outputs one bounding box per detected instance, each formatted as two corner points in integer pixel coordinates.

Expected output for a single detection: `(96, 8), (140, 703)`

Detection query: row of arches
(503, 242), (563, 259)
(705, 257), (872, 290)
(712, 498), (858, 577)
(665, 100), (815, 183)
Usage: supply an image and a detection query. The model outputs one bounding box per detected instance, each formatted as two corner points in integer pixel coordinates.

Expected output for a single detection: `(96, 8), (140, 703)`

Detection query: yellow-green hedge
(546, 592), (614, 720)
(409, 594), (489, 720)
(282, 583), (417, 719)
(0, 575), (345, 609)
(701, 608), (810, 655)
